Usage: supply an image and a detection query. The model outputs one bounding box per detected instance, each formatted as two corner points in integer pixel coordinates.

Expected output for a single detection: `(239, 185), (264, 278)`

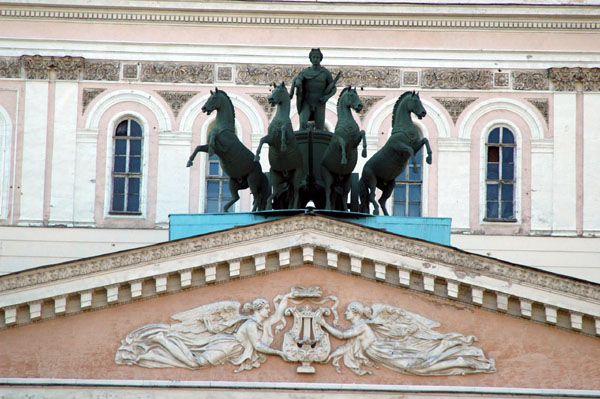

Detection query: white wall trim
(85, 89), (172, 132)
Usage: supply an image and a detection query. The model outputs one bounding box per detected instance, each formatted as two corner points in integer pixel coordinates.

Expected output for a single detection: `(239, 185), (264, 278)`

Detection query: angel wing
(369, 303), (441, 338)
(170, 300), (244, 335)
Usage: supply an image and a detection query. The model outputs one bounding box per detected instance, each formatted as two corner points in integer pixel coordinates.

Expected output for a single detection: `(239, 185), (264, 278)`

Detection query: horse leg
(378, 180), (395, 216)
(321, 166), (334, 210)
(280, 126), (287, 152)
(336, 135), (348, 165)
(254, 136), (268, 162)
(186, 144), (209, 167)
(360, 130), (368, 158)
(266, 170), (284, 210)
(419, 138), (433, 164)
(291, 167), (303, 209)
(247, 167), (269, 211)
(223, 179), (241, 212)
(340, 174), (352, 212)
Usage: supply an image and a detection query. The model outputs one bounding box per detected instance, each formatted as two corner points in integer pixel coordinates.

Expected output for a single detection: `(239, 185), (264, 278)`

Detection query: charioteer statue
(291, 48), (341, 131)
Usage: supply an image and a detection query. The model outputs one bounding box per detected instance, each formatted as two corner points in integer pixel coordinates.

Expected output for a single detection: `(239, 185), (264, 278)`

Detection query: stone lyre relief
(115, 286), (496, 376)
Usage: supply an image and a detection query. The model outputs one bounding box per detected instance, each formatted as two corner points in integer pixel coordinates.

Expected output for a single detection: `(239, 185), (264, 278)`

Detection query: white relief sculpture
(115, 293), (292, 372)
(317, 301), (496, 376)
(116, 287), (496, 376)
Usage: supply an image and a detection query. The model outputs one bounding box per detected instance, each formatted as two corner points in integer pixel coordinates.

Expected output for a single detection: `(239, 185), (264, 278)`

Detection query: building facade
(0, 0), (599, 281)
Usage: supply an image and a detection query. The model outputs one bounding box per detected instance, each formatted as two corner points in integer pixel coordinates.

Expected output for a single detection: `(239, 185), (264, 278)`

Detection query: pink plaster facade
(0, 2), (599, 278)
(1, 266), (599, 390)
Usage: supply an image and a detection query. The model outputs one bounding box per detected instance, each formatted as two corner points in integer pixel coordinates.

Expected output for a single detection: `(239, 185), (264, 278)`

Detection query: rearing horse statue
(186, 88), (269, 212)
(320, 86), (367, 211)
(359, 91), (432, 215)
(255, 82), (304, 209)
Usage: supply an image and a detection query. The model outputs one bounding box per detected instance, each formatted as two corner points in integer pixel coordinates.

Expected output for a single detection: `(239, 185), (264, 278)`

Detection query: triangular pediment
(1, 213), (599, 335)
(1, 214), (600, 392)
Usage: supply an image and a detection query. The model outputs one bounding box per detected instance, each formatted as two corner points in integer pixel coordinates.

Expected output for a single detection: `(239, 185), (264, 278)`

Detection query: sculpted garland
(116, 286), (496, 376)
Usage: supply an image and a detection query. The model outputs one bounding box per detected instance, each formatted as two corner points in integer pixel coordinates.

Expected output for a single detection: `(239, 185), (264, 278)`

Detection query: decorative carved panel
(0, 57), (21, 78)
(156, 91), (198, 117)
(526, 98), (549, 125)
(22, 55), (84, 80)
(331, 67), (402, 88)
(403, 71), (419, 86)
(141, 63), (214, 83)
(22, 55), (52, 79)
(217, 66), (233, 81)
(434, 97), (477, 124)
(237, 65), (401, 88)
(250, 94), (276, 121)
(83, 61), (120, 81)
(122, 64), (139, 80)
(582, 68), (600, 92)
(549, 67), (583, 91)
(422, 69), (493, 90)
(82, 88), (106, 114)
(512, 71), (549, 91)
(237, 65), (302, 86)
(494, 72), (509, 87)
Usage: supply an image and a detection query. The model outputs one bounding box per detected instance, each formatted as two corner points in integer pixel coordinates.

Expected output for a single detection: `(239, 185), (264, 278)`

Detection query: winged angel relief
(115, 287), (496, 376)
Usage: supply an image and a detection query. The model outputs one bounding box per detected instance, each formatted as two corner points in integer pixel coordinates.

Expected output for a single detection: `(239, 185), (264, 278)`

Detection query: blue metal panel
(169, 211), (451, 246)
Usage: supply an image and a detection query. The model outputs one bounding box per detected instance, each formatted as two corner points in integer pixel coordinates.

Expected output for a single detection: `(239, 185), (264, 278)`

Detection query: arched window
(110, 119), (142, 214)
(205, 154), (233, 213)
(394, 149), (423, 217)
(485, 126), (516, 221)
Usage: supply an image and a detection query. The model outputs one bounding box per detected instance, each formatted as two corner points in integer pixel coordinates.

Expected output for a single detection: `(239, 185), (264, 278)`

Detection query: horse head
(202, 87), (221, 115)
(339, 86), (363, 113)
(408, 91), (427, 120)
(268, 82), (289, 107)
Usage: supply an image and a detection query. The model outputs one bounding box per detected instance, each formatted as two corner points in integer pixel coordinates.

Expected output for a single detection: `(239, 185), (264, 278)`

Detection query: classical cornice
(0, 214), (598, 336)
(1, 2), (599, 31)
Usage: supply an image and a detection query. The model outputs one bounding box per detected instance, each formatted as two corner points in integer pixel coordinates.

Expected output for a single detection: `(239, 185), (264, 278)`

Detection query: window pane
(206, 198), (219, 213)
(112, 194), (124, 212)
(116, 121), (128, 136)
(209, 162), (220, 176)
(130, 120), (142, 137)
(127, 195), (140, 212)
(488, 128), (500, 143)
(115, 139), (127, 155)
(502, 128), (515, 144)
(408, 165), (421, 181)
(487, 201), (499, 219)
(396, 169), (407, 181)
(130, 139), (141, 156)
(113, 177), (125, 194)
(408, 202), (421, 217)
(502, 146), (514, 163)
(207, 180), (219, 196)
(501, 201), (513, 218)
(114, 156), (126, 173)
(487, 146), (499, 162)
(502, 162), (514, 180)
(487, 163), (499, 180)
(487, 183), (499, 201)
(128, 177), (140, 195)
(129, 156), (141, 173)
(409, 185), (421, 201)
(501, 183), (513, 201)
(394, 184), (406, 201)
(393, 201), (407, 216)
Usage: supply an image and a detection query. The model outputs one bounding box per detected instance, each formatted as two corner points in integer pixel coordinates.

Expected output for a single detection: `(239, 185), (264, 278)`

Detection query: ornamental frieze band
(421, 68), (493, 90)
(512, 70), (549, 91)
(141, 62), (214, 83)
